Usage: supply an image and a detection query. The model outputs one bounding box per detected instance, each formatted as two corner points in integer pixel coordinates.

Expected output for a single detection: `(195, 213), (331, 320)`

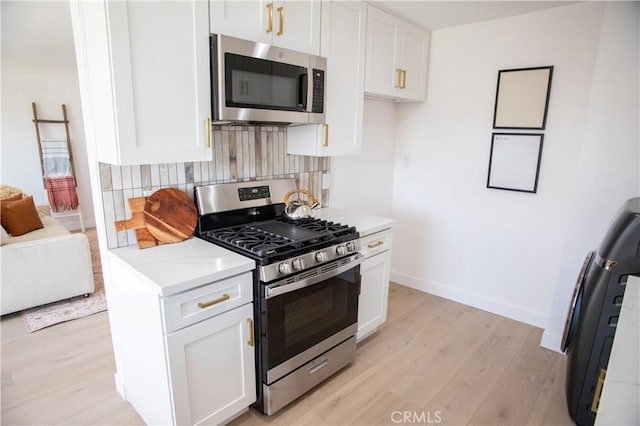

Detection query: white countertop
(313, 207), (394, 237)
(596, 274), (639, 425)
(108, 237), (255, 297)
(107, 209), (391, 297)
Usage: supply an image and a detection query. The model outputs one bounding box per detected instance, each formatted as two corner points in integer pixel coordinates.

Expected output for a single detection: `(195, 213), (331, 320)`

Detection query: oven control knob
(292, 258), (304, 271)
(315, 251), (328, 263)
(346, 242), (356, 252)
(278, 262), (292, 275)
(336, 245), (346, 256)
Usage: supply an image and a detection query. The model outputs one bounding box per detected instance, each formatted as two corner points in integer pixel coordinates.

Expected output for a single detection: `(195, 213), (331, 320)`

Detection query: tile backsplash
(100, 126), (329, 248)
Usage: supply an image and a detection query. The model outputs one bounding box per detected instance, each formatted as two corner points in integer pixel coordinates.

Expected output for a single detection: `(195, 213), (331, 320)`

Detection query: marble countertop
(313, 207), (394, 237)
(107, 208), (392, 297)
(108, 237), (255, 297)
(595, 274), (639, 425)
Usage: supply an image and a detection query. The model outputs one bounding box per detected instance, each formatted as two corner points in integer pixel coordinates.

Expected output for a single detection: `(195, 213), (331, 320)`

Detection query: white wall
(329, 98), (396, 217)
(1, 1), (94, 230)
(541, 1), (640, 351)
(389, 1), (639, 344)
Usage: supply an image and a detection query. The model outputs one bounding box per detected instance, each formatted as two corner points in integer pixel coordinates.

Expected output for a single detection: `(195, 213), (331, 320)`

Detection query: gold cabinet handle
(205, 117), (211, 148)
(590, 368), (607, 413)
(395, 68), (402, 88)
(277, 6), (284, 36)
(401, 69), (407, 89)
(367, 241), (384, 249)
(197, 293), (229, 309)
(323, 124), (329, 147)
(247, 318), (254, 347)
(266, 3), (273, 33)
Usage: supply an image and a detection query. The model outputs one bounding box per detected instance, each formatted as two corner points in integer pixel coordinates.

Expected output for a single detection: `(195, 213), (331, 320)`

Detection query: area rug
(22, 228), (107, 332)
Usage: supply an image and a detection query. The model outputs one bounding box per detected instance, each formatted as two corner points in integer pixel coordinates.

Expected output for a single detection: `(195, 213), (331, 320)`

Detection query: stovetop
(197, 216), (358, 265)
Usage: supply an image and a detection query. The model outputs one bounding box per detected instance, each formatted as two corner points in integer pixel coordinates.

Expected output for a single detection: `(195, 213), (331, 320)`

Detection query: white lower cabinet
(166, 303), (256, 425)
(357, 228), (392, 341)
(106, 257), (255, 426)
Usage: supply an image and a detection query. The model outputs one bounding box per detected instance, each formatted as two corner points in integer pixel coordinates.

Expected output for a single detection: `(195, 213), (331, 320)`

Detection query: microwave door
(299, 73), (308, 112)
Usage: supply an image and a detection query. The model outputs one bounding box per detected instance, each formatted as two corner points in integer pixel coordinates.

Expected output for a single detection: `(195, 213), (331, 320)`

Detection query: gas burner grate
(206, 225), (296, 257)
(200, 217), (358, 260)
(276, 217), (354, 235)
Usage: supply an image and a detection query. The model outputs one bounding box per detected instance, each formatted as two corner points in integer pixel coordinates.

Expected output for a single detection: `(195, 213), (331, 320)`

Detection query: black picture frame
(487, 133), (544, 193)
(493, 66), (553, 130)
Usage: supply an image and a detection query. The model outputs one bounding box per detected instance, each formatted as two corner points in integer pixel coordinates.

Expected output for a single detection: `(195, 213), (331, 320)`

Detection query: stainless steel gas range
(194, 179), (362, 415)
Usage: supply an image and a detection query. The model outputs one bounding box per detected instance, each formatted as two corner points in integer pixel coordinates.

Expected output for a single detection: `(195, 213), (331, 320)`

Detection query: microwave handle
(298, 73), (308, 111)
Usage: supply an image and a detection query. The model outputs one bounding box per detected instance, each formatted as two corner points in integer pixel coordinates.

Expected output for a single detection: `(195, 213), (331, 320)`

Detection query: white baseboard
(114, 372), (126, 400)
(540, 330), (564, 354)
(390, 270), (549, 329)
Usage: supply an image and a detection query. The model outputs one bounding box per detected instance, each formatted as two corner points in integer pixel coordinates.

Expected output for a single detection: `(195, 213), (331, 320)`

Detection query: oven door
(261, 254), (363, 384)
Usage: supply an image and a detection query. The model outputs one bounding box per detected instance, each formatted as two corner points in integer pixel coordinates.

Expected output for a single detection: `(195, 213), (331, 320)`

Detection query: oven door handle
(265, 253), (365, 299)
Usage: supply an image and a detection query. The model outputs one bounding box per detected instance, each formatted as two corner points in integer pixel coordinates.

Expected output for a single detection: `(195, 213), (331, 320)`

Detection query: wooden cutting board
(114, 197), (160, 249)
(143, 188), (197, 243)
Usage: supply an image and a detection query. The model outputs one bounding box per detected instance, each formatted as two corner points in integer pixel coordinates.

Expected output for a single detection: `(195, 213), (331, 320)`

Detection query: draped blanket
(44, 176), (79, 212)
(41, 139), (79, 212)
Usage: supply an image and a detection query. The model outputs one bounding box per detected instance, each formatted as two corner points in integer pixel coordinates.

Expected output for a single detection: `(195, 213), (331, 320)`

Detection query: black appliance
(210, 34), (326, 125)
(562, 197), (640, 425)
(194, 179), (361, 415)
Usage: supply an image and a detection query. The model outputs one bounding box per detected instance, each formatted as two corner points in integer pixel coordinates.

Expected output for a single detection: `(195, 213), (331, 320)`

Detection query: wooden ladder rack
(32, 102), (77, 185)
(32, 102), (84, 231)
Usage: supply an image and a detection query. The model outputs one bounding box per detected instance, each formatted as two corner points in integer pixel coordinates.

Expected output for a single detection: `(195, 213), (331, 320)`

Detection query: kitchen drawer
(359, 228), (392, 258)
(162, 272), (253, 333)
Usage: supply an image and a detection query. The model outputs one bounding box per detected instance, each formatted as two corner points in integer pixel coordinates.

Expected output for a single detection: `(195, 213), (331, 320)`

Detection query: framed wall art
(487, 133), (544, 193)
(493, 66), (553, 130)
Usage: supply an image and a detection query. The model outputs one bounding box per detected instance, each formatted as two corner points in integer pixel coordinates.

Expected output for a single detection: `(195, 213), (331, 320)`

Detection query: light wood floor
(1, 283), (574, 425)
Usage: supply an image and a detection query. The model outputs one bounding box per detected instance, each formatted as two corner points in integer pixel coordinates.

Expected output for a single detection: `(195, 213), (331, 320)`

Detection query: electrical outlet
(143, 189), (154, 197)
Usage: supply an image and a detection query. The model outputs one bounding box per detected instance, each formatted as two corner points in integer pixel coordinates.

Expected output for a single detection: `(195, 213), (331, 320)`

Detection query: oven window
(224, 53), (306, 111)
(264, 266), (359, 371)
(284, 285), (348, 346)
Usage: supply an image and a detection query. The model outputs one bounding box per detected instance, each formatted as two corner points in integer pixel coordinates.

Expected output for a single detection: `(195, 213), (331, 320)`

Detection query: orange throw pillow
(0, 195), (44, 236)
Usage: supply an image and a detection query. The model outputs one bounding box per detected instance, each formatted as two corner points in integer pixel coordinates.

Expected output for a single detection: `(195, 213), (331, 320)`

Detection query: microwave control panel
(312, 69), (324, 113)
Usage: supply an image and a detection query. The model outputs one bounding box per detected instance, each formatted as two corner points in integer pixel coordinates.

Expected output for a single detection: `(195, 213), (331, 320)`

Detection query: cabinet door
(357, 250), (391, 342)
(364, 6), (400, 99)
(210, 0), (272, 44)
(71, 1), (212, 166)
(397, 22), (430, 101)
(272, 0), (321, 55)
(364, 5), (430, 102)
(210, 0), (320, 55)
(166, 303), (256, 425)
(116, 1), (212, 165)
(286, 0), (366, 157)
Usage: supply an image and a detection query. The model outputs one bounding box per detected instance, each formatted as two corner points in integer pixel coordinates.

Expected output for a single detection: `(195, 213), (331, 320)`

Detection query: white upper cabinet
(287, 1), (366, 156)
(364, 5), (430, 102)
(210, 0), (321, 55)
(70, 0), (212, 165)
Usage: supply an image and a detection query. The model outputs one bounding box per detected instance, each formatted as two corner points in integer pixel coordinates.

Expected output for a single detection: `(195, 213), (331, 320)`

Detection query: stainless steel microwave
(210, 34), (326, 125)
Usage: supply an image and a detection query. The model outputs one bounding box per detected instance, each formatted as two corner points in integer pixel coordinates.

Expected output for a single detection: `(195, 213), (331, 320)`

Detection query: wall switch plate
(322, 173), (330, 189)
